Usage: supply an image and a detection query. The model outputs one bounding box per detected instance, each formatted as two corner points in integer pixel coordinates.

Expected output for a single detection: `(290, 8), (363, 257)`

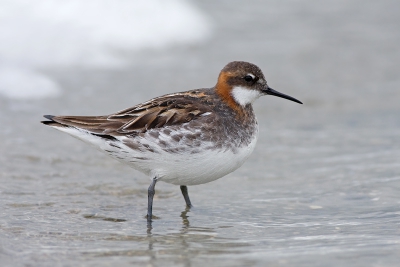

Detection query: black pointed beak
(263, 87), (303, 104)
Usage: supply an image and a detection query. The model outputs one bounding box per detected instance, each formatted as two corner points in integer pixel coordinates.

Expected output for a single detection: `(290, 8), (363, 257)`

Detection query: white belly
(52, 125), (259, 186)
(146, 136), (258, 185)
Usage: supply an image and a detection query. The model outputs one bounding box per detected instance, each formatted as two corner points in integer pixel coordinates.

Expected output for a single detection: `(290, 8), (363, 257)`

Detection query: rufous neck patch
(215, 71), (244, 114)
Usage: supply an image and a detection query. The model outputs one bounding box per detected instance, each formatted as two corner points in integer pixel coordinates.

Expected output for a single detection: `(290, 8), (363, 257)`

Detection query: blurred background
(1, 0), (399, 266)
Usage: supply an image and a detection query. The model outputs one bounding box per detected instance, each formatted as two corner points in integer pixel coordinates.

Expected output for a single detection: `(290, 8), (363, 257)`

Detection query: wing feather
(45, 90), (213, 136)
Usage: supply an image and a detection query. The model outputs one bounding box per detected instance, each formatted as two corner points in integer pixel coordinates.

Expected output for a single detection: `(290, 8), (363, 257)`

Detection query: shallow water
(1, 0), (400, 266)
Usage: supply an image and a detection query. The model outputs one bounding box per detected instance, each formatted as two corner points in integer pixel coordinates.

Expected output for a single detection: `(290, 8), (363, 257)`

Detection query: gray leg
(180, 185), (192, 208)
(147, 178), (157, 223)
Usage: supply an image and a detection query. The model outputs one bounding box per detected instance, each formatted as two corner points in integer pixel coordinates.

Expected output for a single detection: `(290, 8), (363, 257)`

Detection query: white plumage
(51, 123), (259, 186)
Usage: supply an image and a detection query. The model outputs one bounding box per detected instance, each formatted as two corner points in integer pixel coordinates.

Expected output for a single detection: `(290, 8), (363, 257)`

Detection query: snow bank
(0, 0), (211, 99)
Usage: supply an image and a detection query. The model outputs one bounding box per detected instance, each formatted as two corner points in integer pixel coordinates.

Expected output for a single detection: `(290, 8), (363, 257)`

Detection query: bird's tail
(41, 115), (66, 127)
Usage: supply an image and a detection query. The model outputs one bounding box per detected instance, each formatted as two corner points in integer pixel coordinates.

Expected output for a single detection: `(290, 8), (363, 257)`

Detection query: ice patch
(0, 0), (211, 99)
(0, 0), (211, 67)
(0, 67), (61, 99)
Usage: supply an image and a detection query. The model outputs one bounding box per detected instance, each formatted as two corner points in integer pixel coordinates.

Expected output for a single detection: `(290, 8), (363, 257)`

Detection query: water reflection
(80, 208), (249, 266)
(147, 206), (191, 233)
(180, 206), (191, 229)
(142, 208), (247, 266)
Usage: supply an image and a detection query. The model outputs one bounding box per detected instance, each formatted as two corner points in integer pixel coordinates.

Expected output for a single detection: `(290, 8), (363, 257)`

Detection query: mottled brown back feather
(45, 90), (214, 136)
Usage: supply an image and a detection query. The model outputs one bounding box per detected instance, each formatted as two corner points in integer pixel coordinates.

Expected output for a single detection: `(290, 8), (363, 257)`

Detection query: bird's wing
(42, 91), (213, 136)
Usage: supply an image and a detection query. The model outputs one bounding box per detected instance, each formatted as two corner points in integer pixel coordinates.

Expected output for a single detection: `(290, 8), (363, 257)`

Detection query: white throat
(231, 86), (262, 106)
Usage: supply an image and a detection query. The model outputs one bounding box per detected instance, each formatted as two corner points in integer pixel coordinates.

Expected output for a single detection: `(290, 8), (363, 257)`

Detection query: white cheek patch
(231, 86), (262, 106)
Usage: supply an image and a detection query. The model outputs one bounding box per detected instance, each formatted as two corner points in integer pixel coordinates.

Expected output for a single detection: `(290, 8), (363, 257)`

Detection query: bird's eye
(244, 75), (254, 82)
